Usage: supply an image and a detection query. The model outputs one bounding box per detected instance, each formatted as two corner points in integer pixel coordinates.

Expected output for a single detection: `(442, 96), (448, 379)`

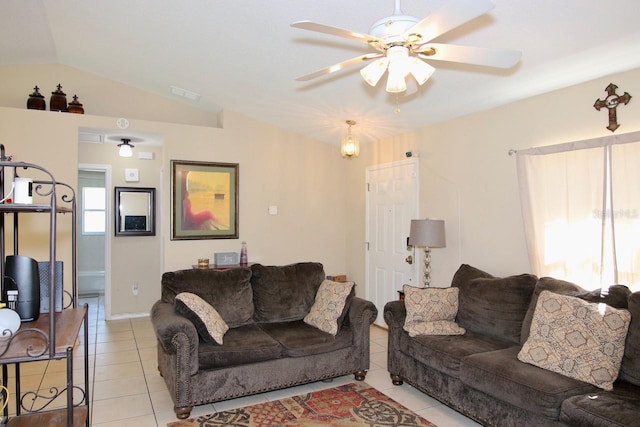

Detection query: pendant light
(341, 120), (360, 159)
(117, 138), (134, 157)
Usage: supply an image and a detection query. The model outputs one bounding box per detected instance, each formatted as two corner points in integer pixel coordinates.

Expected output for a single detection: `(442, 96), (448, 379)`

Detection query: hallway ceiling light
(117, 138), (134, 157)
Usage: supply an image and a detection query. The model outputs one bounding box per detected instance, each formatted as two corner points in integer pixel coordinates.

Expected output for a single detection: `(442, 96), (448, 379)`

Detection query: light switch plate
(125, 168), (139, 182)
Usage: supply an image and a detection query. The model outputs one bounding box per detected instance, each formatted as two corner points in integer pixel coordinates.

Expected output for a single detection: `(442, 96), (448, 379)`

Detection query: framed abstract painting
(171, 160), (239, 240)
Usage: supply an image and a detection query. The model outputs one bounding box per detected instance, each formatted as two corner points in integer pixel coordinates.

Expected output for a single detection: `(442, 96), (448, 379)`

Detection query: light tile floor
(6, 297), (480, 426)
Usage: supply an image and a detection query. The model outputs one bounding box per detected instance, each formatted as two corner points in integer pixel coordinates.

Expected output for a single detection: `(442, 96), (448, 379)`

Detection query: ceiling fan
(291, 0), (521, 93)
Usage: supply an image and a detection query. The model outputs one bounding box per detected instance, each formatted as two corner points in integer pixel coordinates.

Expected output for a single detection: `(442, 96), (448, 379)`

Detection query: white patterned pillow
(403, 285), (465, 337)
(518, 290), (631, 390)
(175, 292), (229, 345)
(304, 280), (355, 335)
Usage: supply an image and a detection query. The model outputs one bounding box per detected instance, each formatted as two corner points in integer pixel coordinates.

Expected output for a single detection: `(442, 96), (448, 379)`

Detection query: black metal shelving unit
(0, 146), (89, 427)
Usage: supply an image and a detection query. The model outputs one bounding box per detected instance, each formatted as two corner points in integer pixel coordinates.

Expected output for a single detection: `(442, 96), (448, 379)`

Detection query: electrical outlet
(133, 282), (139, 296)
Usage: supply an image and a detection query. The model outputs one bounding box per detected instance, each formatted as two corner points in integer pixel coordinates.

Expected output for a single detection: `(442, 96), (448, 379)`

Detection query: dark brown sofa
(151, 262), (378, 419)
(384, 264), (640, 426)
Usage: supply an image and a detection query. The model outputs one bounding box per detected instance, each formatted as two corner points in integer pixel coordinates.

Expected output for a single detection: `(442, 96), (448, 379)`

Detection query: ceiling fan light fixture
(386, 61), (408, 93)
(360, 57), (389, 86)
(409, 57), (435, 85)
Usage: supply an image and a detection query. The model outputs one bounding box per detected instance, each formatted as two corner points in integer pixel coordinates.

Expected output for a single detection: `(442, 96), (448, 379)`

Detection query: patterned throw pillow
(175, 292), (229, 345)
(403, 285), (466, 337)
(304, 280), (355, 335)
(518, 290), (631, 390)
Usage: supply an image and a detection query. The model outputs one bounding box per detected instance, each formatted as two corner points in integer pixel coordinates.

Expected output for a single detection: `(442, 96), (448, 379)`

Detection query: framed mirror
(115, 187), (156, 236)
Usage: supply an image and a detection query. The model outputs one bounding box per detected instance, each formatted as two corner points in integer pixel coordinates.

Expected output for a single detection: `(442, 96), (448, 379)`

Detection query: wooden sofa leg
(390, 374), (404, 385)
(175, 406), (193, 419)
(354, 370), (367, 381)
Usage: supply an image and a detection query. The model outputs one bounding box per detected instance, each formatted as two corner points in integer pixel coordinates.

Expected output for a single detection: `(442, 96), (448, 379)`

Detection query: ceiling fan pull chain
(395, 95), (401, 114)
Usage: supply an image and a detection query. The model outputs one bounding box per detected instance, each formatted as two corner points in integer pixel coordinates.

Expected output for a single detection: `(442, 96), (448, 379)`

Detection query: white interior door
(366, 158), (419, 327)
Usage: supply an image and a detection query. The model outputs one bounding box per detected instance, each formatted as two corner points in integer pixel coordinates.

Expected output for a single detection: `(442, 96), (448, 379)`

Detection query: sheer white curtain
(517, 131), (640, 292)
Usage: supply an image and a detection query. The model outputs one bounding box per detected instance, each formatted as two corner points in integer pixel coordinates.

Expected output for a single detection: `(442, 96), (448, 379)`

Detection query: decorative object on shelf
(240, 241), (248, 265)
(117, 138), (134, 157)
(341, 120), (360, 159)
(171, 160), (239, 240)
(4, 255), (40, 322)
(67, 94), (84, 114)
(13, 177), (33, 204)
(0, 308), (21, 335)
(214, 252), (239, 266)
(408, 219), (446, 287)
(594, 83), (632, 132)
(197, 258), (209, 268)
(27, 86), (46, 110)
(49, 83), (67, 112)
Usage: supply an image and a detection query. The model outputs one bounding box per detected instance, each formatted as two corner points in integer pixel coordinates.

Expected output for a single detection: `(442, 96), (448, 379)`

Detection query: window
(517, 131), (640, 292)
(82, 187), (106, 234)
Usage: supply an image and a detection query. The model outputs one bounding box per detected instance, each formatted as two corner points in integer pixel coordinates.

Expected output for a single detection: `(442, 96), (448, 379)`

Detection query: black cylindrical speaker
(4, 255), (40, 322)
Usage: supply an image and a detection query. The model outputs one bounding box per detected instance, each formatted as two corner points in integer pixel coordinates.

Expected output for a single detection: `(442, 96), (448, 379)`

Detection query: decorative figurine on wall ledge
(593, 83), (632, 132)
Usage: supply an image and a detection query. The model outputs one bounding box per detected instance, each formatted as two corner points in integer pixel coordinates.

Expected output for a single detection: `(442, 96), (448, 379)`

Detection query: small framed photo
(171, 160), (239, 240)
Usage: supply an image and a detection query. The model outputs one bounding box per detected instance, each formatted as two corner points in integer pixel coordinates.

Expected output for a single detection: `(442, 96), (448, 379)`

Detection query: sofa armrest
(384, 300), (407, 377)
(151, 300), (200, 374)
(348, 296), (378, 329)
(383, 300), (406, 330)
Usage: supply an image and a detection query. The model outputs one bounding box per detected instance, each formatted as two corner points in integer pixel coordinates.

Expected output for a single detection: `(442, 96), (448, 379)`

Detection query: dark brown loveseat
(151, 262), (378, 419)
(385, 264), (640, 426)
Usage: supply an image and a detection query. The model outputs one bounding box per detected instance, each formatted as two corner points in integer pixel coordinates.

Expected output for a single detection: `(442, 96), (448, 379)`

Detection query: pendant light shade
(341, 120), (360, 159)
(117, 138), (134, 157)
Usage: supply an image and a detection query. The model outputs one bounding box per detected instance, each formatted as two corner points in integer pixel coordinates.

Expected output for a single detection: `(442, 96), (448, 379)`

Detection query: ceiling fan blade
(295, 53), (383, 81)
(404, 0), (495, 44)
(291, 20), (385, 48)
(416, 43), (521, 68)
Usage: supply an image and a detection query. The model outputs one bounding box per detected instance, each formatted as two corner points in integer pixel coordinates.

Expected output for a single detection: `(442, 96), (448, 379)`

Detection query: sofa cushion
(400, 329), (514, 378)
(402, 285), (465, 337)
(259, 320), (352, 357)
(518, 291), (631, 391)
(250, 262), (325, 322)
(304, 280), (354, 335)
(451, 263), (496, 285)
(453, 272), (537, 345)
(198, 323), (283, 370)
(520, 277), (631, 343)
(461, 346), (597, 420)
(560, 381), (640, 427)
(175, 292), (229, 344)
(161, 268), (254, 328)
(618, 291), (640, 386)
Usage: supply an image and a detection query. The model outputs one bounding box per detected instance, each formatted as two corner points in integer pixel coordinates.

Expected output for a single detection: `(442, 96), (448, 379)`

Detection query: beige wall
(2, 63), (640, 318)
(345, 67), (640, 289)
(0, 65), (349, 318)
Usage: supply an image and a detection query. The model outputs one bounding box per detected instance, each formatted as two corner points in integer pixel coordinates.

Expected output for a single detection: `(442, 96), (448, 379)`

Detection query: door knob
(405, 255), (413, 265)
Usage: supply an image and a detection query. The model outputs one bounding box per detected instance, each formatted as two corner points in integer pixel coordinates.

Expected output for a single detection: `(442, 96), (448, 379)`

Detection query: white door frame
(365, 158), (420, 323)
(78, 163), (112, 318)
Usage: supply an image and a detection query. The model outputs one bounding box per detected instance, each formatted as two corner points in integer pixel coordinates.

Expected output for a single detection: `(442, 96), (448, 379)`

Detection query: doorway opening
(77, 165), (112, 304)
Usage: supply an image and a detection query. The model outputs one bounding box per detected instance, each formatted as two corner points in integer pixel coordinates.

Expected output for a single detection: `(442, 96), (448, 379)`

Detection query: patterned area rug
(167, 382), (437, 427)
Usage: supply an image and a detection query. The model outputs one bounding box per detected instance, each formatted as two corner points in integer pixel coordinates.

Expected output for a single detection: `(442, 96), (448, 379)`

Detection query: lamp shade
(360, 57), (389, 86)
(409, 219), (446, 248)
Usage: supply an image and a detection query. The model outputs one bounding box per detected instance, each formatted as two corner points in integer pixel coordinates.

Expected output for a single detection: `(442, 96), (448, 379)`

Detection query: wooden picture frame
(171, 160), (239, 240)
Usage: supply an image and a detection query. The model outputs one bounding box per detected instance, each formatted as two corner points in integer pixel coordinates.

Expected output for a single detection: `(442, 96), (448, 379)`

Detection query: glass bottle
(240, 241), (248, 265)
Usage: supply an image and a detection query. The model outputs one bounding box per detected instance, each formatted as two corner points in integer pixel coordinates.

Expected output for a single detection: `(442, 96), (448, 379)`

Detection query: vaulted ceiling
(2, 0), (640, 145)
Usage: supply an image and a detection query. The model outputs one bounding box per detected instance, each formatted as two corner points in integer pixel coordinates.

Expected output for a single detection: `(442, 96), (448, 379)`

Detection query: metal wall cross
(593, 83), (632, 132)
